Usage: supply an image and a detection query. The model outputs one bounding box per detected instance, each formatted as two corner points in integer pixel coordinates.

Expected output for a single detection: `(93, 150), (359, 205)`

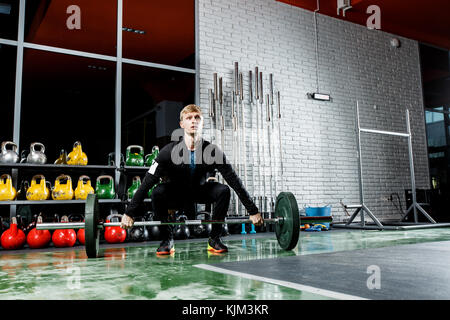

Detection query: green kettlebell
(127, 176), (141, 200)
(126, 145), (144, 167)
(145, 146), (160, 167)
(95, 175), (116, 199)
(147, 183), (158, 198)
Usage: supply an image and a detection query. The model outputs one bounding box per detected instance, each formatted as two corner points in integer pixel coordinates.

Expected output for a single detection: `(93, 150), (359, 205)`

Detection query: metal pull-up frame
(344, 101), (436, 229)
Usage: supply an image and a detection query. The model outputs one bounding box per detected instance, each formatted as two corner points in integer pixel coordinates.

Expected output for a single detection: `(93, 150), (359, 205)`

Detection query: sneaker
(156, 239), (175, 255)
(207, 237), (228, 253)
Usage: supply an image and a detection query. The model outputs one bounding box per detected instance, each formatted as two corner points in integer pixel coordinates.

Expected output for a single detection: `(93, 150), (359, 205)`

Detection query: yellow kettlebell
(0, 174), (17, 201)
(52, 174), (74, 200)
(26, 175), (50, 201)
(74, 175), (95, 200)
(67, 141), (88, 166)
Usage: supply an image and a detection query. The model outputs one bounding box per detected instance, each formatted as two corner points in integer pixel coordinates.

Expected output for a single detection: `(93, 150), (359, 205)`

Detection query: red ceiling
(278, 0), (450, 50)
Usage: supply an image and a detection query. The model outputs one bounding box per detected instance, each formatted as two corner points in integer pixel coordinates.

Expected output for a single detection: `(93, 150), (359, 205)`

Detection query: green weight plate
(85, 193), (100, 258)
(275, 192), (300, 250)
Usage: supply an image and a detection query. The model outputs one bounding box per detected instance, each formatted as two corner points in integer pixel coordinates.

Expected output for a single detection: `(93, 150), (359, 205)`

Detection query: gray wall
(198, 0), (429, 222)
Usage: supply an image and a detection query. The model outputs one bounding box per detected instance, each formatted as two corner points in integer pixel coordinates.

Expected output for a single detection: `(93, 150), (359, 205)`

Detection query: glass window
(20, 49), (116, 165)
(25, 0), (117, 56)
(0, 44), (16, 141)
(0, 0), (19, 40)
(123, 0), (195, 68)
(121, 63), (195, 154)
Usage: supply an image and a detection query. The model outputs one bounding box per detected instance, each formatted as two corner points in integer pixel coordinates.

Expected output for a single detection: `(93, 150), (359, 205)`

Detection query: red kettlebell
(77, 224), (85, 245)
(52, 215), (77, 247)
(27, 215), (51, 249)
(68, 214), (85, 245)
(1, 217), (26, 250)
(104, 215), (126, 244)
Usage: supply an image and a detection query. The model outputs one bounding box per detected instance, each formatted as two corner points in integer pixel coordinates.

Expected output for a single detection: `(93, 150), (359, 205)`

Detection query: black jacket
(125, 137), (259, 217)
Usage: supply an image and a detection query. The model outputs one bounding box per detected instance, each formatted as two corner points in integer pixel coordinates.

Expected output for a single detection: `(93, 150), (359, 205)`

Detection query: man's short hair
(180, 104), (203, 121)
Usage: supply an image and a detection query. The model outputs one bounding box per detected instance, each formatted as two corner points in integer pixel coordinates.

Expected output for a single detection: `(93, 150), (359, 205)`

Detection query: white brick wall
(198, 0), (429, 222)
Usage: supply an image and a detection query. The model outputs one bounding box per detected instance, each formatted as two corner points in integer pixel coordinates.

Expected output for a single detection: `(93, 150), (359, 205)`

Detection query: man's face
(180, 111), (203, 135)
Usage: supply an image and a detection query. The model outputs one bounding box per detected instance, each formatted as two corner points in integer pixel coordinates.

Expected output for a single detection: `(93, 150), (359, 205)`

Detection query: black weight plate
(85, 193), (100, 258)
(275, 192), (300, 250)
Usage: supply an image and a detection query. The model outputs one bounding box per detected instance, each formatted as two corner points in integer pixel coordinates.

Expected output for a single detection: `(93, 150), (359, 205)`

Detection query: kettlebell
(67, 141), (88, 166)
(129, 216), (146, 242)
(74, 175), (95, 200)
(26, 142), (47, 164)
(96, 175), (115, 199)
(195, 211), (212, 237)
(51, 174), (74, 200)
(125, 145), (144, 167)
(26, 215), (51, 249)
(26, 175), (50, 201)
(51, 215), (77, 247)
(127, 176), (141, 200)
(145, 146), (160, 167)
(174, 214), (190, 240)
(0, 141), (19, 164)
(54, 149), (67, 165)
(1, 217), (26, 250)
(104, 214), (127, 244)
(0, 174), (17, 201)
(148, 183), (158, 198)
(146, 212), (160, 240)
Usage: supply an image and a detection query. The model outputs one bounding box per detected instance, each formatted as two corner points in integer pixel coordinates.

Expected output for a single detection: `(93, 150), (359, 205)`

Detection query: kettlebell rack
(0, 162), (153, 217)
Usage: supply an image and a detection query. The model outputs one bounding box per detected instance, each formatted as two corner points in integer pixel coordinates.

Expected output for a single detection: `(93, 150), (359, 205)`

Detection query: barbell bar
(36, 192), (332, 258)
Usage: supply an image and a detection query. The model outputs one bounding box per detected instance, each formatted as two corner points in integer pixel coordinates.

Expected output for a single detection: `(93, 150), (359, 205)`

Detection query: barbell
(36, 192), (332, 258)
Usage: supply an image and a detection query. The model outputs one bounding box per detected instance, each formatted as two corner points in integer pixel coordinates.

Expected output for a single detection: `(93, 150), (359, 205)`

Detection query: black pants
(151, 182), (231, 240)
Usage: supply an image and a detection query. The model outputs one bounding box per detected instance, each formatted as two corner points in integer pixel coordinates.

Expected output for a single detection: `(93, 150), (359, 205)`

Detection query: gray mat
(204, 241), (450, 300)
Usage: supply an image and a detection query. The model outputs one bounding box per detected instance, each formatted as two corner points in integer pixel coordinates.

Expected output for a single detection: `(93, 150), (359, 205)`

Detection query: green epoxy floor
(1, 228), (450, 300)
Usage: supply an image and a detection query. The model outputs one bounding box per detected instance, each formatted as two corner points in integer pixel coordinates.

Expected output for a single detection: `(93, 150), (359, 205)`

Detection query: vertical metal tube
(269, 74), (274, 106)
(356, 101), (365, 226)
(208, 88), (215, 143)
(277, 91), (284, 191)
(266, 94), (273, 212)
(234, 62), (239, 95)
(259, 72), (263, 101)
(255, 67), (259, 100)
(260, 73), (266, 211)
(249, 71), (253, 104)
(406, 109), (418, 223)
(213, 73), (218, 101)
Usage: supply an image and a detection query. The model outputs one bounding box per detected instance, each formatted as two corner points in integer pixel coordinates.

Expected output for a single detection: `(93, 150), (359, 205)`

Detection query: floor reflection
(0, 228), (450, 299)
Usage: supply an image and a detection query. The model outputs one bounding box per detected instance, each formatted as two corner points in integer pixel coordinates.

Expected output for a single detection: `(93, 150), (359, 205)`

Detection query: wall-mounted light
(88, 65), (107, 71)
(307, 92), (332, 101)
(0, 3), (12, 15)
(122, 27), (146, 35)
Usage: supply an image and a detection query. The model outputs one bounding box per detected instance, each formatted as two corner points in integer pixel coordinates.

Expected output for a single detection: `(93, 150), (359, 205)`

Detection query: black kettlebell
(221, 223), (229, 237)
(129, 216), (146, 242)
(192, 223), (206, 238)
(146, 212), (160, 240)
(174, 214), (190, 240)
(192, 212), (210, 238)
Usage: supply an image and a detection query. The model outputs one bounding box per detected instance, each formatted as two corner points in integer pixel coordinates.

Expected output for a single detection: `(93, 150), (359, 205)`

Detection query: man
(121, 104), (263, 255)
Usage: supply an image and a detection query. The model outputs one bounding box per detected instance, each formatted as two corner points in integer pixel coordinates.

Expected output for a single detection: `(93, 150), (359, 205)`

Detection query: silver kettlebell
(27, 142), (47, 164)
(0, 141), (19, 164)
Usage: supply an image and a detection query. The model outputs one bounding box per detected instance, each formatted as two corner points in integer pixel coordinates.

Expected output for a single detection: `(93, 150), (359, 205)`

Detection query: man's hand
(249, 213), (264, 227)
(120, 214), (134, 229)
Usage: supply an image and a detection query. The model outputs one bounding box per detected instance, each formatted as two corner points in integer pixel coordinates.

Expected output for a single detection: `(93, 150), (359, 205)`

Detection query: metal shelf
(0, 163), (117, 171)
(0, 199), (151, 205)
